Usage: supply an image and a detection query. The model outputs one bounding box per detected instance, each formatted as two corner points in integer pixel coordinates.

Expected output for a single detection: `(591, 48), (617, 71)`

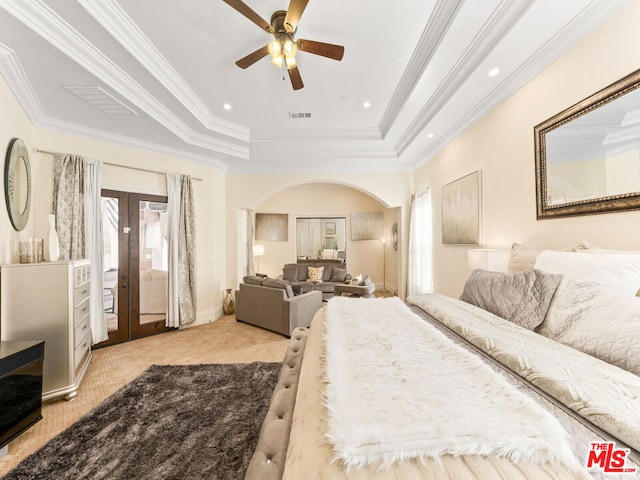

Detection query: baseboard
(180, 307), (222, 329)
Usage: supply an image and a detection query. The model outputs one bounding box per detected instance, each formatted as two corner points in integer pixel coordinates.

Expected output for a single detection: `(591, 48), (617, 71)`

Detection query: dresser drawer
(73, 283), (90, 308)
(74, 264), (91, 288)
(74, 331), (91, 371)
(75, 316), (91, 349)
(74, 299), (90, 328)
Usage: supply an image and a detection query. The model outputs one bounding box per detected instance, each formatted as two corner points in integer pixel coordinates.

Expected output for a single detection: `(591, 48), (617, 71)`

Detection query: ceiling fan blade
(297, 39), (344, 61)
(287, 66), (304, 90)
(222, 0), (273, 33)
(235, 45), (269, 69)
(284, 0), (309, 32)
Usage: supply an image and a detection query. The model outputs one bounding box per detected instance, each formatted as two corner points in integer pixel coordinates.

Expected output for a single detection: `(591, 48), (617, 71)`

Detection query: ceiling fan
(223, 0), (344, 90)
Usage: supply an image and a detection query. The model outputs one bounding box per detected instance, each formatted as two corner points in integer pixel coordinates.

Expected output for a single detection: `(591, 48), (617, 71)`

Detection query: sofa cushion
(263, 278), (294, 298)
(290, 281), (315, 294)
(283, 265), (298, 282)
(297, 264), (309, 281)
(329, 267), (348, 283)
(308, 266), (324, 283)
(243, 275), (265, 286)
(314, 282), (337, 293)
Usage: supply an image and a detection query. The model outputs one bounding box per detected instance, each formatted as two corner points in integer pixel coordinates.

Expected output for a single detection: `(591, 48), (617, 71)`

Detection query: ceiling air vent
(64, 86), (138, 115)
(288, 112), (311, 119)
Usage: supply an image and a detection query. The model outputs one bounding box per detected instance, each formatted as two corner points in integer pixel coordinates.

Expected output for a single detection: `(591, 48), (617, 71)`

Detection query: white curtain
(407, 188), (433, 296)
(166, 173), (197, 327)
(84, 158), (108, 344)
(166, 174), (181, 328)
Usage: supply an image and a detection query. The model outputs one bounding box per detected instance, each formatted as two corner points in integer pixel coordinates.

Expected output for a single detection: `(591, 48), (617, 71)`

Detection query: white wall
(0, 76), (226, 324)
(412, 0), (640, 297)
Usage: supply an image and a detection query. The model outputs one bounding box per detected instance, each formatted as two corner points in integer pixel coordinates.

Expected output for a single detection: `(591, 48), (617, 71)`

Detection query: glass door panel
(133, 198), (168, 337)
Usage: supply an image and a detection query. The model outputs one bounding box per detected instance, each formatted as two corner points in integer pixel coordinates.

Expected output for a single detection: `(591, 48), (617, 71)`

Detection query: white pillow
(534, 250), (640, 296)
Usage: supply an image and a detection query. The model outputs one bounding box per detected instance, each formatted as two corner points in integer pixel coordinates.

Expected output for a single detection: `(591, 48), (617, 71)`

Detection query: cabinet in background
(0, 260), (92, 401)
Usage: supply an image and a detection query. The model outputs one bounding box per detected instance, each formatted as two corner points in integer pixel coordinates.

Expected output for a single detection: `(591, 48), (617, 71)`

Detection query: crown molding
(77, 0), (249, 143)
(0, 45), (228, 171)
(0, 43), (48, 120)
(409, 0), (630, 170)
(251, 125), (382, 142)
(378, 0), (464, 139)
(0, 0), (249, 160)
(396, 0), (535, 156)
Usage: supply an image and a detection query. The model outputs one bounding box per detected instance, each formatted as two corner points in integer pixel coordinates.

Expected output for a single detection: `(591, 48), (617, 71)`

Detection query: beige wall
(0, 76), (226, 324)
(225, 173), (412, 295)
(412, 0), (640, 297)
(251, 184), (391, 290)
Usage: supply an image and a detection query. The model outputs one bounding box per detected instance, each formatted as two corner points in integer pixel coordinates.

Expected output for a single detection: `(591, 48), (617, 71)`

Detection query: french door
(97, 190), (170, 347)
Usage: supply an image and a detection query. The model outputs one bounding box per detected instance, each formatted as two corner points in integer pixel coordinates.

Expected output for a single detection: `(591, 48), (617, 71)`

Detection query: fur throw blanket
(323, 297), (579, 470)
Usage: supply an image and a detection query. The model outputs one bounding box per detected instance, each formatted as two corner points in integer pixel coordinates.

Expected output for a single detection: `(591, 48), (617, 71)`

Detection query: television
(0, 341), (44, 449)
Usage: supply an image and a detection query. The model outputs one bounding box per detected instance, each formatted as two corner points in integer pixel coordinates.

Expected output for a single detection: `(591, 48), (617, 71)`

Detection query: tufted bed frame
(245, 328), (308, 480)
(244, 243), (640, 479)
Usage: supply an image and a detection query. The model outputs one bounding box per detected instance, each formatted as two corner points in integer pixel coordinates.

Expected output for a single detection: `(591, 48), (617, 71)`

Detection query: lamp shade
(252, 244), (265, 256)
(467, 249), (506, 272)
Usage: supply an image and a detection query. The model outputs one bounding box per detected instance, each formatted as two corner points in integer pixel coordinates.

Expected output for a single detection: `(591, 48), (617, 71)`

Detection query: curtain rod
(34, 148), (202, 182)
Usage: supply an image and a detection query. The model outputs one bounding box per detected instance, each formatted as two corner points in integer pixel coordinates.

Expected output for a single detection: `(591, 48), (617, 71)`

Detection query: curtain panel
(52, 154), (85, 260)
(166, 174), (197, 328)
(52, 154), (107, 344)
(407, 188), (433, 296)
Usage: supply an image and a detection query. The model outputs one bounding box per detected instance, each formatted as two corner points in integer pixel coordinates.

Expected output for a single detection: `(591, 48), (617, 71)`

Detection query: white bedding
(324, 297), (578, 469)
(409, 293), (640, 454)
(540, 278), (640, 376)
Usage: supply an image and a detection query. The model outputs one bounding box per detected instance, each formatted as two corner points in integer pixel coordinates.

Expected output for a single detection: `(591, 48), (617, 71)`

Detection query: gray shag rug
(3, 362), (281, 480)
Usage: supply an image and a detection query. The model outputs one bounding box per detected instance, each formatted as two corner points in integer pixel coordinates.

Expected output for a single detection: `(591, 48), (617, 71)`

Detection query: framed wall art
(255, 213), (288, 241)
(441, 170), (480, 245)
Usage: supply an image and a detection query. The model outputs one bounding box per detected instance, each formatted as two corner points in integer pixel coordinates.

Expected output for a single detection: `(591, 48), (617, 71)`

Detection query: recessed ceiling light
(363, 101), (371, 108)
(223, 103), (232, 110)
(488, 67), (500, 77)
(427, 133), (434, 139)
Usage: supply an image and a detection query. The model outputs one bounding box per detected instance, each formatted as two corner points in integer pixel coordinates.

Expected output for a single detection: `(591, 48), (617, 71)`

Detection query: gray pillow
(263, 278), (295, 298)
(459, 269), (563, 331)
(329, 267), (348, 282)
(243, 275), (265, 285)
(283, 265), (298, 282)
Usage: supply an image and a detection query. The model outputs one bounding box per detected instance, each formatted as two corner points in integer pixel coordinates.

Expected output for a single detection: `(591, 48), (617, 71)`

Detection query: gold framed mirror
(534, 68), (640, 219)
(4, 138), (32, 231)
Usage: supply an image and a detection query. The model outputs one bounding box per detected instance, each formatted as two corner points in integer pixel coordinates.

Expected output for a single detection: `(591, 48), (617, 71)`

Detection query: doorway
(97, 189), (170, 347)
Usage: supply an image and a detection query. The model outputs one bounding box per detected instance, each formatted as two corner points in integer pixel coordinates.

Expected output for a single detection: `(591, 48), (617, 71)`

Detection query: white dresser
(0, 260), (92, 401)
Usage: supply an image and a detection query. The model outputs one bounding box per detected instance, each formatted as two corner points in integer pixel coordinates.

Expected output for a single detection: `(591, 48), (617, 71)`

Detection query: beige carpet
(0, 314), (289, 477)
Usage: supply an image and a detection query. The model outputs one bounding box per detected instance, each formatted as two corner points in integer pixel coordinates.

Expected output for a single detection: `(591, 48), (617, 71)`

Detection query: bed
(245, 243), (640, 479)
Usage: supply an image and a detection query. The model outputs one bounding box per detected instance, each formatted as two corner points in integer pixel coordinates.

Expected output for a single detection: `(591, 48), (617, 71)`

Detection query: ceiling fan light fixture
(268, 39), (281, 57)
(271, 54), (284, 68)
(284, 55), (297, 70)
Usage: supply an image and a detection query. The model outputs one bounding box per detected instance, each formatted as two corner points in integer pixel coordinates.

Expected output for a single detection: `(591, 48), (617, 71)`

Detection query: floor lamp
(380, 237), (387, 292)
(253, 243), (265, 274)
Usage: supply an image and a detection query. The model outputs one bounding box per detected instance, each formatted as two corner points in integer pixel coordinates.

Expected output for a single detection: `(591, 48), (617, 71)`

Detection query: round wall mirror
(4, 138), (32, 231)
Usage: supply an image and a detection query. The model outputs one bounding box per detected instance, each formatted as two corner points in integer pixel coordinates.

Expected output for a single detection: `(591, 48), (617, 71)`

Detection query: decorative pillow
(507, 243), (541, 272)
(534, 250), (640, 296)
(282, 265), (298, 282)
(507, 241), (601, 272)
(459, 269), (563, 331)
(358, 275), (372, 286)
(350, 273), (363, 285)
(542, 278), (640, 376)
(307, 266), (324, 283)
(329, 267), (348, 282)
(290, 284), (303, 296)
(243, 275), (265, 286)
(263, 278), (294, 298)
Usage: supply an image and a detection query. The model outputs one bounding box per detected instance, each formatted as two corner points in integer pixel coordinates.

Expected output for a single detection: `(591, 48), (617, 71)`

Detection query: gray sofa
(235, 280), (322, 337)
(281, 262), (352, 300)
